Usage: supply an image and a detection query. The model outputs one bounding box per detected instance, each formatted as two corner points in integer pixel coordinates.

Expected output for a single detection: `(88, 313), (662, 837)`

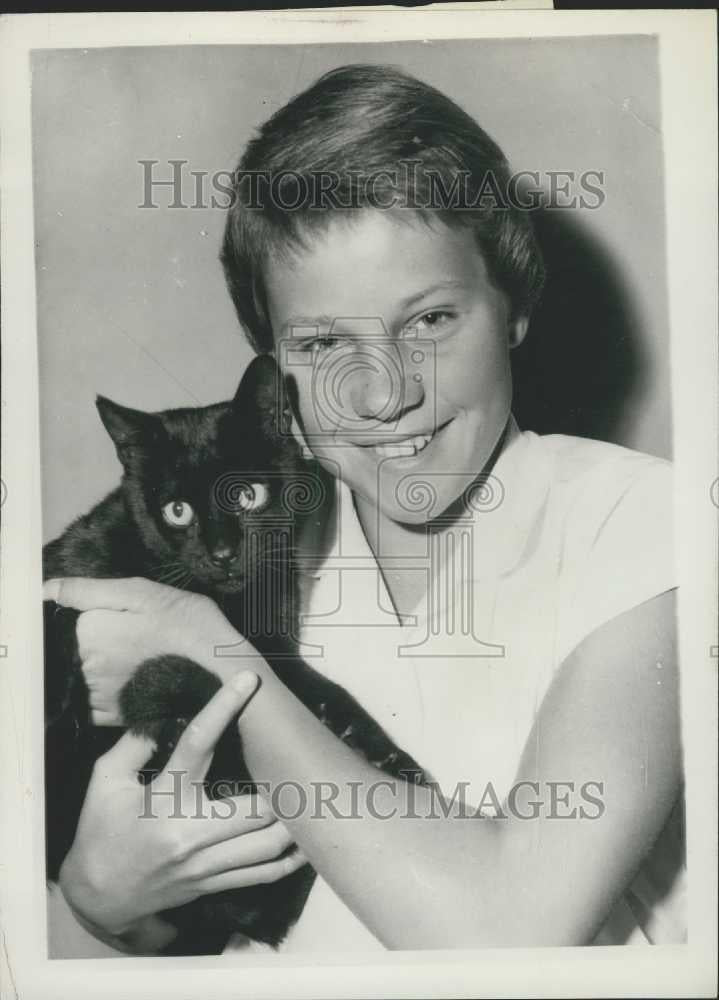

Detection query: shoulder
(538, 431), (672, 494)
(531, 432), (673, 547)
(523, 432), (676, 663)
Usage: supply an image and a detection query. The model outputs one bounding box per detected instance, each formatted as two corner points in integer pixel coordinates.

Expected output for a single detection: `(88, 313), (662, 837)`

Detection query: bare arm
(208, 589), (680, 948)
(46, 576), (680, 949)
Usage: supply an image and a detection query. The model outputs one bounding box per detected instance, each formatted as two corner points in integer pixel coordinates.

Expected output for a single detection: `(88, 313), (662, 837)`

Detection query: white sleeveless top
(227, 420), (686, 953)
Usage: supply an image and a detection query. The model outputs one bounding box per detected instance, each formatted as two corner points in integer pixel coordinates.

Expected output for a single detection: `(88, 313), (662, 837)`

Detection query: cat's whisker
(157, 566), (194, 588)
(156, 567), (185, 582)
(153, 565), (186, 580)
(152, 558), (187, 571)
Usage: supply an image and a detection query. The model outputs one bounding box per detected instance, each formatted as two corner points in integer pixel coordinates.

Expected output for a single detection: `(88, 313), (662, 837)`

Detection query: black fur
(44, 354), (427, 955)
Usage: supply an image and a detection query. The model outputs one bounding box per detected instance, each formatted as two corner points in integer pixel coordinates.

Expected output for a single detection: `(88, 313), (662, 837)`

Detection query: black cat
(44, 354), (428, 956)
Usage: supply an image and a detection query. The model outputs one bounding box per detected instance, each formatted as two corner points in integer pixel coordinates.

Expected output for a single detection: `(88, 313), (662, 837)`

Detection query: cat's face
(97, 355), (313, 595)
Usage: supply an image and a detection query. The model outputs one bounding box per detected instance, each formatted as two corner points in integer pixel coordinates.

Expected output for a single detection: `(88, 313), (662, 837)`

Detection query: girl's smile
(354, 415), (455, 461)
(266, 210), (528, 525)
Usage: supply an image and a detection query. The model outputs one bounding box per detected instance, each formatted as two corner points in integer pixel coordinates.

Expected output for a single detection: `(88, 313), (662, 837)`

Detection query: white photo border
(1, 8), (716, 999)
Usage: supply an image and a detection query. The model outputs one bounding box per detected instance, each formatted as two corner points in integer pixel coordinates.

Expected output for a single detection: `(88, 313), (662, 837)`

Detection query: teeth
(373, 433), (432, 459)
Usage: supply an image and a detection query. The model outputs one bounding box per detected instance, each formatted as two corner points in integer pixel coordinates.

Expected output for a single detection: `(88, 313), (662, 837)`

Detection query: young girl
(46, 64), (684, 953)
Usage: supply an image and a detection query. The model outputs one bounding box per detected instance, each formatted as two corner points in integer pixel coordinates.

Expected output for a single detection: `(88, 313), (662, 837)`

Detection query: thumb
(95, 730), (158, 780)
(164, 671), (259, 777)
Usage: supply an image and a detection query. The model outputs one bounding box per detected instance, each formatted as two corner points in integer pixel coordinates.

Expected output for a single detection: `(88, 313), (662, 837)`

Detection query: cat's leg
(270, 658), (429, 785)
(324, 698), (428, 784)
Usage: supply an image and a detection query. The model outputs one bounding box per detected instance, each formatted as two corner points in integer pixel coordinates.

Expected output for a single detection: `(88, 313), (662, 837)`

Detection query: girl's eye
(400, 310), (456, 338)
(414, 310), (453, 330)
(236, 483), (269, 512)
(309, 336), (340, 355)
(162, 500), (195, 528)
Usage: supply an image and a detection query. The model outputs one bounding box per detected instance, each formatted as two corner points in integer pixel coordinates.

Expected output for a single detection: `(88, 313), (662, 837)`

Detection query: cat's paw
(368, 747), (427, 784)
(120, 655), (222, 730)
(132, 716), (191, 778)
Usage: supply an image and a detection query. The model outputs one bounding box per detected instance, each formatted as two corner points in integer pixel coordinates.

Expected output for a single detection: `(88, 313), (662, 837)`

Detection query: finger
(94, 730), (158, 779)
(79, 652), (103, 680)
(203, 791), (277, 827)
(43, 576), (152, 612)
(195, 849), (309, 894)
(171, 793), (278, 851)
(184, 822), (296, 880)
(164, 672), (259, 779)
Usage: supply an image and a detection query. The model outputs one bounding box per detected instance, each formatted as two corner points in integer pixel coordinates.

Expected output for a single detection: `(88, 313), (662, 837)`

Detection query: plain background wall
(32, 38), (669, 543)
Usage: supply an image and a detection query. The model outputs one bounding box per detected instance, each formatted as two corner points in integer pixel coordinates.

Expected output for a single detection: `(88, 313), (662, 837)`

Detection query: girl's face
(265, 210), (527, 525)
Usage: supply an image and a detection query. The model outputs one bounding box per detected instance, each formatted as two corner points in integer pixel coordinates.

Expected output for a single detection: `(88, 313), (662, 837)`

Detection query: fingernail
(231, 671), (258, 697)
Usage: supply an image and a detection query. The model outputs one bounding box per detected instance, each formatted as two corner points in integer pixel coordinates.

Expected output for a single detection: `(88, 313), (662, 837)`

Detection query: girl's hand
(58, 671), (306, 950)
(43, 576), (241, 725)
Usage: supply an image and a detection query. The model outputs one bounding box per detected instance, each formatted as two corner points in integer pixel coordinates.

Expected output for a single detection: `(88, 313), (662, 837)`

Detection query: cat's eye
(235, 483), (269, 513)
(162, 500), (195, 528)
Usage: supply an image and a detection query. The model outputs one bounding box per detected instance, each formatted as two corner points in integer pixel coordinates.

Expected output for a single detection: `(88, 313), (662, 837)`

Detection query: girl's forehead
(264, 211), (488, 323)
(271, 209), (465, 268)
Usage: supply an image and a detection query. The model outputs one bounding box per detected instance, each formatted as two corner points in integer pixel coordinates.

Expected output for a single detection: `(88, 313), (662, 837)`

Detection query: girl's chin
(377, 487), (465, 526)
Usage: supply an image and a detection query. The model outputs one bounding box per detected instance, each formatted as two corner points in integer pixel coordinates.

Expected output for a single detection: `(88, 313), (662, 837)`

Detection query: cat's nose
(210, 545), (234, 568)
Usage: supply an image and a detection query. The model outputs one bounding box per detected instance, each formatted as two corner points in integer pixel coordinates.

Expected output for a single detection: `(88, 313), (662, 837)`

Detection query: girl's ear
(508, 316), (529, 350)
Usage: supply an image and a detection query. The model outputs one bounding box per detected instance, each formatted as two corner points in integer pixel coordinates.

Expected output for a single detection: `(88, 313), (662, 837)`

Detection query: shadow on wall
(511, 207), (645, 446)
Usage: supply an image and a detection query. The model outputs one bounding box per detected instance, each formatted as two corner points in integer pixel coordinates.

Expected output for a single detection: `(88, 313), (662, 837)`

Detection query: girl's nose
(344, 343), (425, 424)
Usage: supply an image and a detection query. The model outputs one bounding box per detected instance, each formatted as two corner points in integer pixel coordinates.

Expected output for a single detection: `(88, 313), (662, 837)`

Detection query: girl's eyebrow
(281, 281), (466, 335)
(399, 280), (466, 311)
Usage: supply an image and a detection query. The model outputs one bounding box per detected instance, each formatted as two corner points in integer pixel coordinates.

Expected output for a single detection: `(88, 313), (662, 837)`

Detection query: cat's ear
(232, 354), (293, 438)
(96, 396), (160, 463)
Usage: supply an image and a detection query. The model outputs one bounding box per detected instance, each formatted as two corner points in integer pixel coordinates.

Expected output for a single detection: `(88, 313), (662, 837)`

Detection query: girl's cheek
(289, 375), (321, 434)
(450, 338), (511, 403)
